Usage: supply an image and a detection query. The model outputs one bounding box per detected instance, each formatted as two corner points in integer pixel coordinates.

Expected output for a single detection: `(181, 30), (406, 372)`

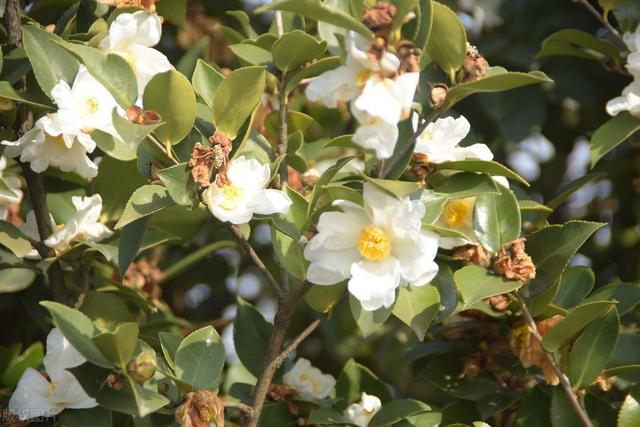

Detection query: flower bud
(429, 84), (448, 109)
(127, 352), (157, 384)
(106, 372), (125, 391)
(458, 43), (488, 83)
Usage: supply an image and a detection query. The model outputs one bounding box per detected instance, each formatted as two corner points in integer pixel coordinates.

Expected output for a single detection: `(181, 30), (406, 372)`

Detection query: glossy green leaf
(0, 221), (34, 258)
(369, 399), (432, 427)
(1, 342), (43, 387)
(256, 0), (373, 39)
(212, 66), (265, 139)
(115, 185), (175, 229)
(308, 156), (356, 215)
(308, 407), (352, 425)
(304, 283), (346, 313)
(40, 301), (112, 367)
(111, 108), (163, 149)
(546, 173), (606, 211)
(272, 225), (307, 281)
(117, 216), (150, 278)
(0, 81), (53, 109)
(525, 221), (604, 296)
(364, 177), (422, 200)
(569, 307), (619, 389)
(537, 29), (622, 65)
(473, 183), (521, 253)
(437, 160), (529, 187)
(350, 294), (394, 337)
(415, 0), (434, 53)
(454, 265), (522, 308)
(583, 282), (640, 315)
(143, 70), (196, 145)
(192, 59), (224, 110)
(542, 301), (615, 353)
(22, 25), (79, 96)
(393, 285), (440, 340)
(156, 0), (187, 26)
(286, 56), (341, 94)
(518, 199), (553, 215)
(233, 299), (273, 378)
(156, 162), (199, 208)
(159, 332), (182, 371)
(335, 359), (392, 411)
(426, 2), (466, 78)
(590, 112), (640, 167)
(229, 43), (273, 66)
(272, 30), (327, 72)
(265, 110), (324, 141)
(93, 322), (139, 368)
(174, 326), (225, 390)
(551, 387), (584, 427)
(553, 266), (595, 309)
(421, 191), (448, 224)
(433, 172), (500, 199)
(92, 129), (137, 161)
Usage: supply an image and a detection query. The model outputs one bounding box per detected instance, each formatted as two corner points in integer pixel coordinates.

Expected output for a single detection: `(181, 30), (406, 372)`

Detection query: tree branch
(5, 0), (67, 304)
(268, 317), (322, 373)
(515, 293), (594, 427)
(573, 0), (626, 46)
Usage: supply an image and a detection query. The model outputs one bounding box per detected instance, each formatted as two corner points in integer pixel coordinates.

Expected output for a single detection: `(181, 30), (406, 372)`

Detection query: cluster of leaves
(0, 0), (639, 427)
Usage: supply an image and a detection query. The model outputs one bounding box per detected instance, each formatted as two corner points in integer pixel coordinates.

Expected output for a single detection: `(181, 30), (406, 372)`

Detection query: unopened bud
(127, 352), (157, 384)
(458, 43), (488, 83)
(362, 2), (397, 36)
(429, 84), (448, 109)
(106, 372), (125, 391)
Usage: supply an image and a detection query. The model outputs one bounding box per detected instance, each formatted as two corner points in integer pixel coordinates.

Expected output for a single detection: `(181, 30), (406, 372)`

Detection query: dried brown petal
(98, 0), (156, 11)
(362, 2), (397, 36)
(188, 143), (215, 188)
(486, 294), (510, 312)
(459, 354), (481, 378)
(267, 383), (301, 415)
(175, 390), (224, 427)
(126, 105), (161, 125)
(209, 131), (233, 187)
(459, 43), (488, 83)
(492, 238), (536, 283)
(510, 316), (563, 385)
(124, 258), (163, 300)
(106, 372), (125, 391)
(453, 244), (492, 268)
(6, 203), (23, 227)
(409, 152), (431, 187)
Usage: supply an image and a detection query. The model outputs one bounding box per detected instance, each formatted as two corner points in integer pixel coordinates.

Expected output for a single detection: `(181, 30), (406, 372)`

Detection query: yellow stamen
(85, 97), (99, 114)
(220, 184), (244, 210)
(356, 70), (373, 87)
(48, 381), (57, 393)
(357, 225), (391, 261)
(443, 198), (473, 228)
(299, 373), (317, 394)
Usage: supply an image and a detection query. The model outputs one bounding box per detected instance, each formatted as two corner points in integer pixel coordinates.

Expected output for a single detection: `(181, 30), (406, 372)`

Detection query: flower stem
(573, 0), (626, 46)
(515, 293), (594, 427)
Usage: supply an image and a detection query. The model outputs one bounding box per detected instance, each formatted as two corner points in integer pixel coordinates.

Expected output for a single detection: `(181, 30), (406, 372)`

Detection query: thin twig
(267, 317), (322, 373)
(573, 0), (626, 46)
(224, 401), (254, 418)
(276, 76), (290, 296)
(380, 110), (440, 178)
(226, 223), (282, 299)
(515, 293), (594, 427)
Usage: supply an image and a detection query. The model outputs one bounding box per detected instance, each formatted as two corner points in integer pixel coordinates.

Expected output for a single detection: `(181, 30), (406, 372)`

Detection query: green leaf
(57, 40), (137, 107)
(393, 285), (440, 340)
(156, 162), (199, 208)
(473, 183), (521, 253)
(56, 407), (112, 427)
(518, 199), (553, 215)
(583, 282), (640, 315)
(546, 173), (606, 211)
(537, 29), (622, 65)
(115, 185), (175, 229)
(92, 322), (139, 368)
(229, 43), (273, 66)
(234, 300), (273, 378)
(426, 2), (466, 78)
(212, 66), (265, 139)
(156, 0), (186, 26)
(551, 387), (584, 427)
(590, 112), (640, 167)
(433, 172), (499, 199)
(391, 0), (419, 33)
(256, 0), (373, 39)
(308, 408), (352, 425)
(159, 332), (182, 371)
(437, 160), (529, 187)
(92, 129), (137, 161)
(308, 156), (357, 215)
(542, 301), (616, 353)
(415, 0), (434, 53)
(0, 81), (53, 109)
(304, 283), (346, 313)
(349, 294), (394, 337)
(569, 307), (619, 389)
(525, 221), (604, 296)
(454, 265), (522, 309)
(364, 177), (422, 199)
(40, 301), (112, 367)
(0, 221), (34, 258)
(553, 266), (595, 309)
(143, 70), (196, 145)
(272, 30), (327, 72)
(117, 216), (150, 278)
(421, 191), (448, 224)
(265, 110), (324, 141)
(444, 69), (553, 109)
(192, 59), (224, 110)
(174, 326), (225, 390)
(272, 225), (307, 281)
(1, 342), (43, 387)
(21, 25), (79, 96)
(111, 108), (163, 149)
(80, 291), (134, 324)
(619, 392), (640, 427)
(285, 56), (341, 94)
(515, 386), (551, 427)
(369, 399), (432, 427)
(335, 359), (392, 411)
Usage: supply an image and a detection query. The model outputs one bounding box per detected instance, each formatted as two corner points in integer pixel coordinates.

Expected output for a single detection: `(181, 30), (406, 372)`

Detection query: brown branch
(515, 293), (594, 427)
(224, 400), (254, 419)
(226, 223), (282, 299)
(268, 317), (322, 373)
(276, 77), (290, 297)
(573, 0), (626, 46)
(5, 0), (67, 304)
(380, 110), (440, 178)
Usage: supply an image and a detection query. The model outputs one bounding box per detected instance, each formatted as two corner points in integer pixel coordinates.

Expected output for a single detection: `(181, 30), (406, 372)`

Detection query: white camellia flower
(283, 358), (336, 400)
(432, 196), (478, 249)
(51, 66), (118, 134)
(44, 194), (113, 252)
(205, 156), (292, 224)
(304, 183), (439, 311)
(9, 328), (96, 420)
(414, 115), (494, 163)
(98, 11), (174, 95)
(2, 114), (99, 180)
(606, 80), (640, 118)
(0, 157), (22, 220)
(623, 23), (640, 77)
(344, 392), (383, 427)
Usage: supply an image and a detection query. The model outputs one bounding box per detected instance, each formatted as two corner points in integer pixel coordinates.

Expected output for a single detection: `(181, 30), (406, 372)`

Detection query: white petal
(393, 231), (439, 285)
(459, 143), (494, 161)
(305, 65), (361, 107)
(49, 370), (96, 409)
(127, 44), (174, 94)
(352, 113), (399, 159)
(249, 189), (292, 216)
(353, 77), (403, 123)
(43, 328), (87, 378)
(9, 368), (63, 420)
(348, 257), (401, 311)
(304, 245), (360, 285)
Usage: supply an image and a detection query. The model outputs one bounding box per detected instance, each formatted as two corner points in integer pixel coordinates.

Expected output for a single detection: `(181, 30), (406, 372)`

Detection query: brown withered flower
(175, 390), (225, 427)
(395, 40), (421, 73)
(492, 238), (536, 283)
(209, 130), (233, 186)
(267, 383), (301, 415)
(459, 43), (488, 83)
(126, 105), (161, 125)
(188, 143), (215, 188)
(486, 294), (511, 312)
(510, 315), (563, 385)
(98, 0), (156, 11)
(124, 258), (163, 300)
(409, 152), (432, 187)
(453, 244), (493, 268)
(6, 203), (23, 227)
(106, 372), (125, 391)
(362, 2), (397, 37)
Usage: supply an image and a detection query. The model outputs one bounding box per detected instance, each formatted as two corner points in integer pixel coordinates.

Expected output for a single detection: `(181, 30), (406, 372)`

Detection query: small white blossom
(204, 156), (292, 224)
(44, 194), (112, 252)
(0, 157), (22, 220)
(304, 183), (439, 311)
(606, 80), (640, 118)
(98, 11), (174, 95)
(432, 196), (478, 249)
(283, 358), (336, 400)
(2, 114), (98, 180)
(344, 393), (382, 427)
(8, 328), (96, 420)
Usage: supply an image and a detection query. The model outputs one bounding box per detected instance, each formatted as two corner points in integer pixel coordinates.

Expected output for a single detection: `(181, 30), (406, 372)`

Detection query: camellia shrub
(0, 0), (639, 426)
